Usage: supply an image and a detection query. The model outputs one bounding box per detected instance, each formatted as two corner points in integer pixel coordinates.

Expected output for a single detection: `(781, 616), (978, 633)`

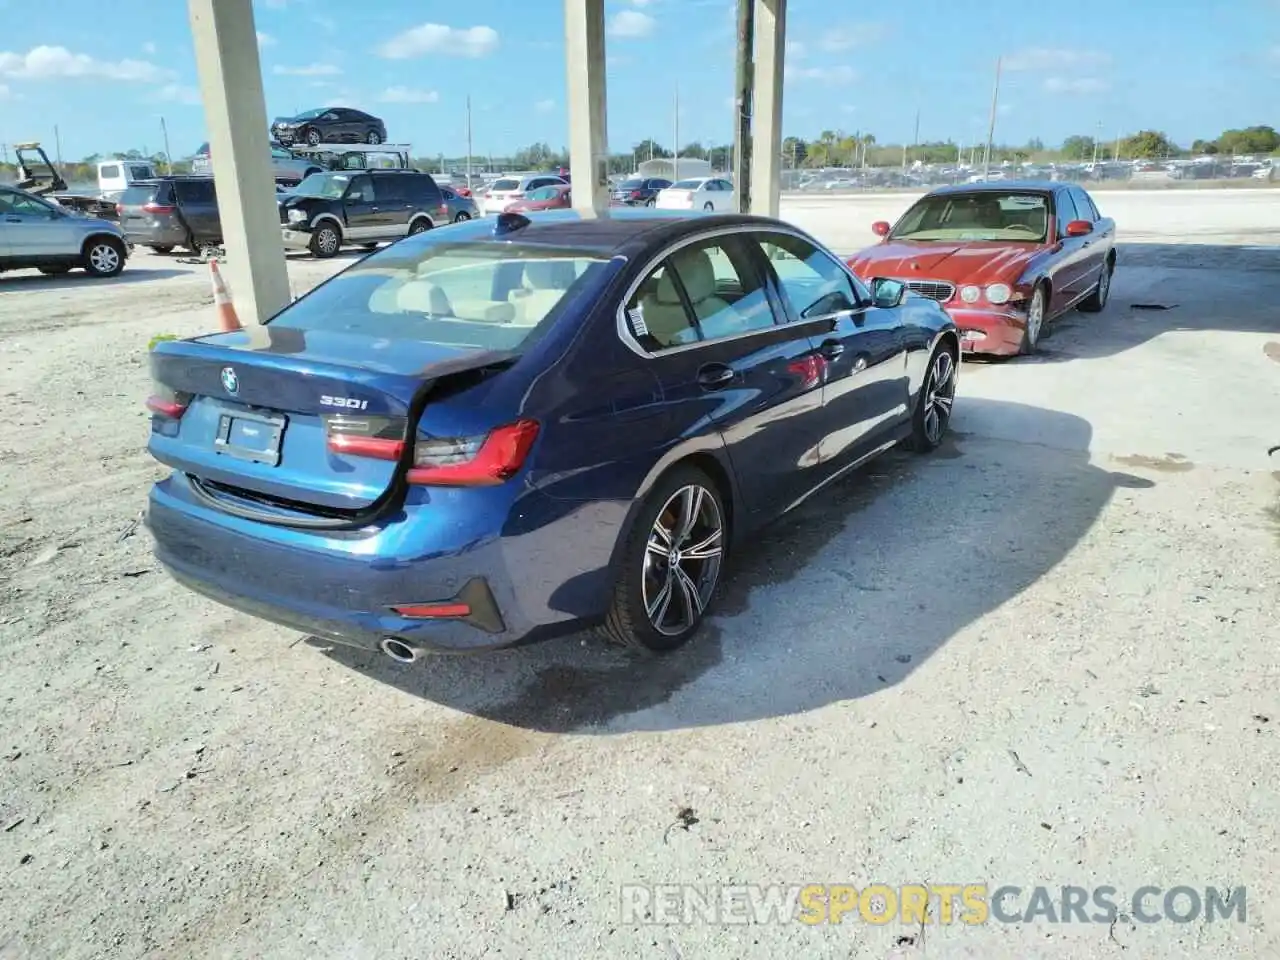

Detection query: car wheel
(645, 198), (655, 207)
(305, 127), (322, 146)
(309, 222), (342, 258)
(703, 202), (714, 211)
(38, 265), (72, 276)
(408, 218), (431, 236)
(366, 130), (383, 145)
(83, 237), (126, 277)
(1019, 284), (1047, 354)
(598, 465), (727, 654)
(148, 245), (174, 255)
(906, 340), (958, 452)
(453, 211), (471, 223)
(1078, 256), (1113, 313)
(360, 243), (378, 251)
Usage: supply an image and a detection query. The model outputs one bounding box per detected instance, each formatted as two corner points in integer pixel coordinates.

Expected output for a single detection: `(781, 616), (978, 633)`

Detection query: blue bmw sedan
(144, 209), (959, 659)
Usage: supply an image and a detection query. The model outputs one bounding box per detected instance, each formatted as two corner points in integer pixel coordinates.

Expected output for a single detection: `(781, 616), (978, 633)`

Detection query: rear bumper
(945, 305), (1029, 357)
(122, 224), (187, 248)
(145, 474), (574, 654)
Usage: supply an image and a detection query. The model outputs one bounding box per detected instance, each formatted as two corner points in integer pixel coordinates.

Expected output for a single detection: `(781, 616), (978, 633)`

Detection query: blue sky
(0, 0), (1276, 161)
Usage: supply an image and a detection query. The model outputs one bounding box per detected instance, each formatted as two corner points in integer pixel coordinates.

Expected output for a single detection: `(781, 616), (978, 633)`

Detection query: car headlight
(287, 208), (307, 223)
(959, 285), (981, 304)
(985, 283), (1012, 305)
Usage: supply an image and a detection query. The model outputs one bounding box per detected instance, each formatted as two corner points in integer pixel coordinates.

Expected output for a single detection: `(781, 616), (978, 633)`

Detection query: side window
(1055, 190), (1080, 233)
(177, 179), (215, 204)
(99, 164), (120, 180)
(345, 175), (375, 202)
(625, 236), (777, 352)
(6, 193), (57, 217)
(1073, 188), (1100, 221)
(757, 232), (863, 319)
(377, 176), (406, 203)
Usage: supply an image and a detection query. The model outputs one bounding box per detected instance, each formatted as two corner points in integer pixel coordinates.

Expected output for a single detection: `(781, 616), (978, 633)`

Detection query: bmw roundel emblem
(220, 366), (239, 395)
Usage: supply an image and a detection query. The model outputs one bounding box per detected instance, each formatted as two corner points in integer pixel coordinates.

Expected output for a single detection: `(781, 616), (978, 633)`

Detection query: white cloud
(142, 41), (157, 55)
(1043, 76), (1109, 94)
(608, 10), (655, 38)
(273, 62), (341, 76)
(377, 24), (499, 59)
(0, 83), (11, 100)
(785, 40), (806, 58)
(818, 24), (889, 52)
(257, 31), (276, 47)
(1004, 47), (1110, 71)
(312, 16), (336, 34)
(0, 45), (169, 81)
(785, 64), (857, 84)
(378, 86), (439, 103)
(153, 83), (202, 105)
(535, 98), (556, 113)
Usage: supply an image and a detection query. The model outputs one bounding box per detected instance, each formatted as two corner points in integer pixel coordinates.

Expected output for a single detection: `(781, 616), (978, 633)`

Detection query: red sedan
(504, 183), (571, 213)
(846, 182), (1117, 356)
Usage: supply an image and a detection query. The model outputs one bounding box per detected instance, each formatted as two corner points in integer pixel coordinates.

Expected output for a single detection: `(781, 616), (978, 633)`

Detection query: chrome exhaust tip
(379, 637), (420, 664)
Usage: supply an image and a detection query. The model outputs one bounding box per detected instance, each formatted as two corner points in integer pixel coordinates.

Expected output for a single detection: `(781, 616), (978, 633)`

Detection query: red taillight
(323, 414), (406, 461)
(406, 419), (539, 487)
(630, 190), (643, 199)
(146, 387), (191, 419)
(438, 202), (448, 217)
(391, 601), (472, 619)
(115, 203), (124, 216)
(142, 202), (176, 214)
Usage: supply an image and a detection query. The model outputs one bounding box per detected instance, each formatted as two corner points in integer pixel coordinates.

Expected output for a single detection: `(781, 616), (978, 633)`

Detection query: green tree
(1121, 130), (1178, 159)
(679, 141), (707, 160)
(632, 138), (670, 160)
(782, 136), (807, 167)
(1190, 138), (1219, 155)
(1059, 135), (1096, 161)
(1216, 125), (1280, 155)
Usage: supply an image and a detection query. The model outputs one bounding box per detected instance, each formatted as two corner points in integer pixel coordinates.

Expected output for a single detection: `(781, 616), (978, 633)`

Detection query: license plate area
(214, 409), (287, 466)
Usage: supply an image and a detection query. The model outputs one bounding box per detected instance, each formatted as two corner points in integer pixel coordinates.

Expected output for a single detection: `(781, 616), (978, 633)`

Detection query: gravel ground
(1, 191), (1278, 960)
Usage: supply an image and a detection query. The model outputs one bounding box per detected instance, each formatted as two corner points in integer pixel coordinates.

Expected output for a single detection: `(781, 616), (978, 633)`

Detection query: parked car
(611, 176), (672, 206)
(143, 209), (959, 659)
(191, 142), (324, 185)
(279, 169), (447, 258)
(0, 184), (131, 277)
(271, 107), (387, 147)
(480, 173), (569, 216)
(117, 176), (220, 254)
(655, 177), (737, 212)
(440, 186), (479, 222)
(504, 183), (571, 213)
(847, 181), (1117, 356)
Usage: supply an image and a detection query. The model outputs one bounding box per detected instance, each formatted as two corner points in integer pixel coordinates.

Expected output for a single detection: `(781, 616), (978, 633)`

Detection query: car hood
(847, 239), (1041, 285)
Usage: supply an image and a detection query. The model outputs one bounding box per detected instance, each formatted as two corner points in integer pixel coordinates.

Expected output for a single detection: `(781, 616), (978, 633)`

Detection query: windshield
(891, 192), (1050, 242)
(490, 178), (521, 192)
(291, 173), (352, 199)
(672, 179), (704, 189)
(618, 179), (643, 189)
(270, 240), (615, 352)
(527, 186), (559, 200)
(291, 108), (326, 121)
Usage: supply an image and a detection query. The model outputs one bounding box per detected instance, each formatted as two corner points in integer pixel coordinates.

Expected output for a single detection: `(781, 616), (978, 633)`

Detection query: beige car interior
(636, 247), (737, 347)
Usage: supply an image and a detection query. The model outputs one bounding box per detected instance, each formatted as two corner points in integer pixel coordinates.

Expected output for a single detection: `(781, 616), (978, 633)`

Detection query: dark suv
(610, 177), (672, 206)
(271, 107), (388, 147)
(117, 176), (221, 254)
(279, 169), (446, 258)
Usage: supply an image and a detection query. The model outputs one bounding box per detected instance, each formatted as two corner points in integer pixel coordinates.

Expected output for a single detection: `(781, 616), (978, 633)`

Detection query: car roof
(927, 180), (1061, 196)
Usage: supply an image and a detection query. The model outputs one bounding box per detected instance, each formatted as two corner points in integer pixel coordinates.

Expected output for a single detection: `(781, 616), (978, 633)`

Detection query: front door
(753, 231), (908, 473)
(1069, 186), (1110, 293)
(340, 174), (390, 241)
(1050, 188), (1089, 310)
(622, 232), (826, 518)
(0, 190), (71, 256)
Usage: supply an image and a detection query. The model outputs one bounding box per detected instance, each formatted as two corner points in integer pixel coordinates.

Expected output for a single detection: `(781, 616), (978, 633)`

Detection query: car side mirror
(872, 220), (891, 237)
(870, 277), (907, 308)
(1065, 219), (1093, 237)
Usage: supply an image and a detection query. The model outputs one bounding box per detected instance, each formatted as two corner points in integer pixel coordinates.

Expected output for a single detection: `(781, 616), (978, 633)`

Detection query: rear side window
(176, 179), (215, 203)
(491, 178), (520, 191)
(271, 240), (615, 353)
(99, 164), (120, 179)
(375, 176), (409, 203)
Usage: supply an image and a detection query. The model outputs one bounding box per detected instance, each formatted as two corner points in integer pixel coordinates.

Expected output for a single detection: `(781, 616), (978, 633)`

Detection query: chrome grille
(903, 279), (955, 303)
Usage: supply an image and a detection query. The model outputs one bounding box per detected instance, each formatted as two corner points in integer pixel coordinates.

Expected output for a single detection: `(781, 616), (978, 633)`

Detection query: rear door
(622, 232), (827, 516)
(371, 174), (413, 236)
(175, 179), (220, 244)
(753, 230), (909, 471)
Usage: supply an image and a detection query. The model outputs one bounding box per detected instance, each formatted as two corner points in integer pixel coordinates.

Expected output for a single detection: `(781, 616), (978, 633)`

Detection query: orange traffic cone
(209, 259), (242, 332)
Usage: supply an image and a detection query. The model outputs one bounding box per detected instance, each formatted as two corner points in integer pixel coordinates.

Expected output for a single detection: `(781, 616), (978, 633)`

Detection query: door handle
(696, 364), (735, 389)
(819, 339), (845, 360)
(370, 206), (380, 212)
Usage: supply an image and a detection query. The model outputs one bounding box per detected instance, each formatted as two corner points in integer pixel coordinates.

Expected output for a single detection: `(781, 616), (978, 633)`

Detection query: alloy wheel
(922, 349), (956, 444)
(1026, 289), (1045, 346)
(317, 228), (339, 255)
(641, 484), (724, 637)
(88, 243), (120, 275)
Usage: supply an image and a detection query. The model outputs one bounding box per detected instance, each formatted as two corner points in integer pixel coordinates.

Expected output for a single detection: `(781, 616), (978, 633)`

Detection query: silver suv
(0, 185), (131, 277)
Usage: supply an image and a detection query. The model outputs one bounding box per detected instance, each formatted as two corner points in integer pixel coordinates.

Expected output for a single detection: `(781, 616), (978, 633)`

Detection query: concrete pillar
(189, 0), (290, 324)
(564, 0), (610, 213)
(749, 0), (786, 217)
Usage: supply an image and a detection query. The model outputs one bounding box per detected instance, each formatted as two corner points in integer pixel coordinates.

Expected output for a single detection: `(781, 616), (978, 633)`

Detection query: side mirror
(871, 220), (891, 237)
(1064, 219), (1093, 237)
(870, 277), (907, 308)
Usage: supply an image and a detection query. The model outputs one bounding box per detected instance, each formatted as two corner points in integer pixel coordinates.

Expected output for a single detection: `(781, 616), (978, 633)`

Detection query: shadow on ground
(314, 398), (1153, 734)
(1020, 241), (1280, 363)
(0, 268), (189, 291)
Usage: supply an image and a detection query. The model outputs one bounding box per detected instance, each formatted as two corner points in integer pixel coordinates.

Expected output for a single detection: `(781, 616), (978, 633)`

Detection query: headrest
(523, 260), (574, 290)
(396, 279), (451, 315)
(651, 248), (718, 306)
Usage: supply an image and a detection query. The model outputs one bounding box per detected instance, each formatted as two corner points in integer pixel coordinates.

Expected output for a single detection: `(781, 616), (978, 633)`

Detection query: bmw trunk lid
(146, 326), (514, 513)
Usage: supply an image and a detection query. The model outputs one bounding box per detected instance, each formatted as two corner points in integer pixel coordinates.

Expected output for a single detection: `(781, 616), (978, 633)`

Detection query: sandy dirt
(1, 191), (1278, 959)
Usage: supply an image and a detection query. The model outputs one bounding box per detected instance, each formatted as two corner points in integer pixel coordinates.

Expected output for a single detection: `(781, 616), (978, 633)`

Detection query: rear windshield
(270, 240), (615, 352)
(120, 183), (165, 205)
(490, 178), (520, 191)
(618, 179), (643, 189)
(672, 179), (703, 189)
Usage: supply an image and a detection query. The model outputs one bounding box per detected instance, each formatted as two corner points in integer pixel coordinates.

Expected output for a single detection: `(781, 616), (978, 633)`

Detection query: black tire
(644, 198), (655, 207)
(366, 130), (383, 145)
(82, 237), (126, 277)
(597, 465), (727, 654)
(906, 340), (958, 452)
(1078, 255), (1114, 313)
(360, 243), (379, 251)
(408, 218), (431, 236)
(309, 222), (342, 258)
(453, 212), (471, 223)
(148, 245), (174, 255)
(1019, 284), (1048, 355)
(304, 127), (323, 147)
(38, 265), (72, 276)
